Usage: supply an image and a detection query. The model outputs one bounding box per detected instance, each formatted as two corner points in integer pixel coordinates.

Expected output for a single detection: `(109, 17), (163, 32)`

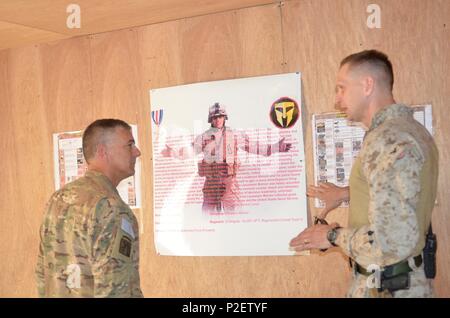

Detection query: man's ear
(362, 76), (375, 96)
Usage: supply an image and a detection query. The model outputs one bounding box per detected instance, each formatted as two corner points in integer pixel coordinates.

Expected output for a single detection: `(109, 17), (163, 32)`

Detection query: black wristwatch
(327, 227), (342, 247)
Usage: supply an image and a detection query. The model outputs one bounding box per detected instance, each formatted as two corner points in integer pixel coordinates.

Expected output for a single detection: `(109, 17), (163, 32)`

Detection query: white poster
(53, 125), (142, 209)
(312, 104), (433, 208)
(150, 73), (307, 256)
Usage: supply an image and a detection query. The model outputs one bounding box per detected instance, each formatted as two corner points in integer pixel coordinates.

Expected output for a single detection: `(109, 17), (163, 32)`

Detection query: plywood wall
(0, 0), (448, 297)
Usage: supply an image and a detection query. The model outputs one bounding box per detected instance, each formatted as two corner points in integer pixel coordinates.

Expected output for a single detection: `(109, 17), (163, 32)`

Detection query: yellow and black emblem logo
(270, 97), (299, 128)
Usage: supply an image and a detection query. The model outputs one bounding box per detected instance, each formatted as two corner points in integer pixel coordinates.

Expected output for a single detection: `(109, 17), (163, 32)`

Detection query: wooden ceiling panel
(0, 0), (278, 49)
(0, 21), (69, 50)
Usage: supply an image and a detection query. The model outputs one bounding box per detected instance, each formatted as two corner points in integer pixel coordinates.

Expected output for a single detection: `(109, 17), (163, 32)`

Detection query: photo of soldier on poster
(161, 102), (293, 213)
(150, 73), (308, 256)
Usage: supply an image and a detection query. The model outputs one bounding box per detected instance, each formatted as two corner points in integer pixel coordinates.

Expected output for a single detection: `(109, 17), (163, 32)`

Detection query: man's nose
(334, 102), (340, 111)
(334, 95), (341, 110)
(134, 147), (141, 157)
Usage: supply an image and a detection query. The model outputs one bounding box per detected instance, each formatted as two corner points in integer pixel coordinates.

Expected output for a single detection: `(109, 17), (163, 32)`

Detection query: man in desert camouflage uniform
(162, 102), (292, 212)
(290, 50), (438, 297)
(36, 119), (143, 297)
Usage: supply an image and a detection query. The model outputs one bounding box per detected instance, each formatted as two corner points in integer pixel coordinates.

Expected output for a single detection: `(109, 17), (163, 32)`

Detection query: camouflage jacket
(335, 104), (439, 268)
(192, 126), (279, 164)
(36, 170), (143, 297)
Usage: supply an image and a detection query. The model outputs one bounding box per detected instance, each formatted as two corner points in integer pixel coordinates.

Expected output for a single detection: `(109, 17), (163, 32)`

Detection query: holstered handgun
(379, 271), (410, 293)
(423, 224), (437, 279)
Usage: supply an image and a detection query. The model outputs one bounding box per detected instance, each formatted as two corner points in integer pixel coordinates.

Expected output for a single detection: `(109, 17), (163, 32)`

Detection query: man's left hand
(289, 224), (337, 252)
(278, 137), (292, 152)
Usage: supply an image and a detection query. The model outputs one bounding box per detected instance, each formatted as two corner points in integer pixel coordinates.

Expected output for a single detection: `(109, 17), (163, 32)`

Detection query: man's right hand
(307, 182), (349, 218)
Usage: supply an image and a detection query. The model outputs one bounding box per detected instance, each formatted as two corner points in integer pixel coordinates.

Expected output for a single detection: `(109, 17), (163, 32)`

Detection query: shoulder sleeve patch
(119, 236), (132, 257)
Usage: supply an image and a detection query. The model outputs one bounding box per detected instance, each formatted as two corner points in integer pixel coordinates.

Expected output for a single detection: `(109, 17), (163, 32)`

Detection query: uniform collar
(368, 103), (413, 132)
(209, 126), (226, 133)
(85, 170), (118, 195)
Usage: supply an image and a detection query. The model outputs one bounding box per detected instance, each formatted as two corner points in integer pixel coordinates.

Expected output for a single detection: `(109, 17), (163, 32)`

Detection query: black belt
(354, 255), (422, 276)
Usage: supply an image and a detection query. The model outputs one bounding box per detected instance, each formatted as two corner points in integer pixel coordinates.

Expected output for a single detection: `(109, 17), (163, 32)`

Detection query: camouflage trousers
(347, 257), (433, 298)
(202, 175), (239, 212)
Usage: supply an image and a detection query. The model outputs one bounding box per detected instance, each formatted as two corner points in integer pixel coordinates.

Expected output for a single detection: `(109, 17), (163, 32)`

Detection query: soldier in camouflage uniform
(36, 119), (143, 297)
(290, 50), (438, 298)
(162, 102), (292, 213)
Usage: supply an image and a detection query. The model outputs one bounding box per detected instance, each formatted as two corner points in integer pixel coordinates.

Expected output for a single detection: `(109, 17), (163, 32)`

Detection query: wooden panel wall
(0, 0), (448, 297)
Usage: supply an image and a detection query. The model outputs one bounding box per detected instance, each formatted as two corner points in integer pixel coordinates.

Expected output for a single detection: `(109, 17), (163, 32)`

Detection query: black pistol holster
(355, 224), (436, 294)
(423, 224), (437, 279)
(378, 265), (411, 293)
(378, 224), (437, 293)
(354, 257), (418, 293)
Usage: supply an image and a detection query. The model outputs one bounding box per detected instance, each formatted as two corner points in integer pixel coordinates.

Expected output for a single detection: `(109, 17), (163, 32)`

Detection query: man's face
(211, 115), (225, 129)
(105, 127), (141, 181)
(334, 63), (366, 123)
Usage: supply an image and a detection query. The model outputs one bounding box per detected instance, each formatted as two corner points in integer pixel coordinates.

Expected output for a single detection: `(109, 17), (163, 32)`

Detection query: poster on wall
(53, 125), (142, 209)
(150, 72), (307, 256)
(311, 104), (433, 208)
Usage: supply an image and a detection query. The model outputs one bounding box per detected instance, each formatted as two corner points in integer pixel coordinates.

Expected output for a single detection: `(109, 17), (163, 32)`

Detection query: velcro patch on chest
(119, 236), (132, 257)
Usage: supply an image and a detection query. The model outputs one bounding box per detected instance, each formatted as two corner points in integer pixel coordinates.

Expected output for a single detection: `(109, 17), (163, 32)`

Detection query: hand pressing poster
(150, 73), (307, 256)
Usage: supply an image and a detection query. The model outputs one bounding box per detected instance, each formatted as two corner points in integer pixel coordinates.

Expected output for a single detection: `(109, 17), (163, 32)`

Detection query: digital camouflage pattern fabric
(36, 170), (143, 297)
(335, 104), (439, 298)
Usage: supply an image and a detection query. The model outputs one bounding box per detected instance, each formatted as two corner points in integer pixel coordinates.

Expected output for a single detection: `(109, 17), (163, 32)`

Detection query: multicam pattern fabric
(36, 170), (143, 297)
(335, 104), (439, 298)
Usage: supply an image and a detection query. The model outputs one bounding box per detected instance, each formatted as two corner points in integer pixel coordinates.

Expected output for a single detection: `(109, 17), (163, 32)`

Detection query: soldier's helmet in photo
(208, 102), (228, 123)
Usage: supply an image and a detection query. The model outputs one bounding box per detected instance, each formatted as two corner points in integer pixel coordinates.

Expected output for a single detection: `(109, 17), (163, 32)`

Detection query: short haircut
(82, 119), (131, 163)
(340, 50), (394, 91)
